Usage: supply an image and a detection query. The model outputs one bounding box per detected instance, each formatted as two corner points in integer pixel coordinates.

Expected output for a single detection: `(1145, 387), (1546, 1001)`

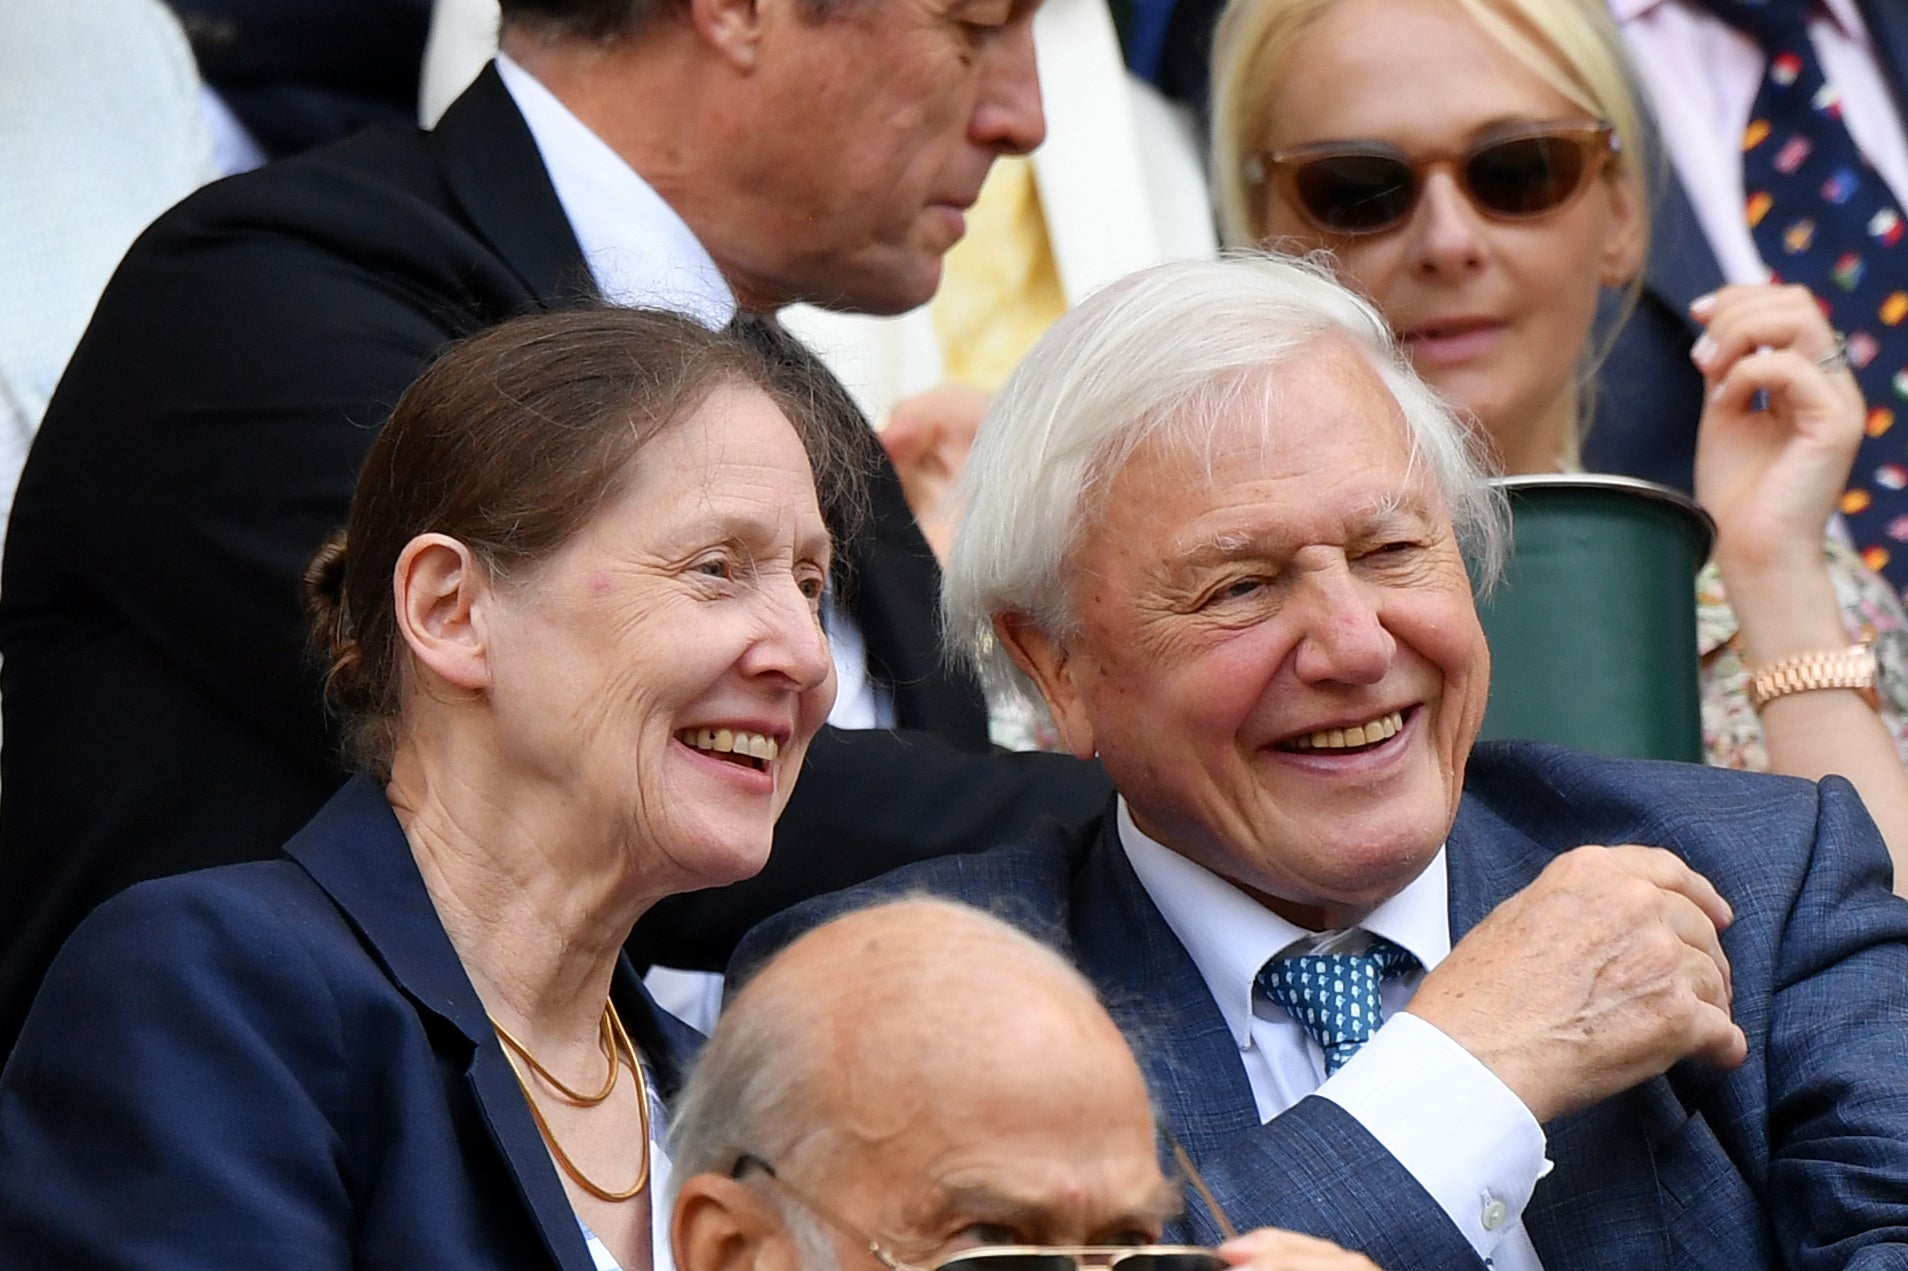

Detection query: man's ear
(393, 533), (492, 694)
(674, 1174), (803, 1271)
(994, 613), (1099, 760)
(689, 0), (767, 72)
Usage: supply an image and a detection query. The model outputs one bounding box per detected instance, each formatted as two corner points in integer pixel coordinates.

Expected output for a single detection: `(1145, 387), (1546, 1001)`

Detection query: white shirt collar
(1117, 797), (1452, 1051)
(1610, 0), (1866, 39)
(493, 54), (735, 330)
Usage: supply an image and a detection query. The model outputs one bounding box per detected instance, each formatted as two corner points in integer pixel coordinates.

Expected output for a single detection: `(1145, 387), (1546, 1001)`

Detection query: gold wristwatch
(1748, 641), (1881, 712)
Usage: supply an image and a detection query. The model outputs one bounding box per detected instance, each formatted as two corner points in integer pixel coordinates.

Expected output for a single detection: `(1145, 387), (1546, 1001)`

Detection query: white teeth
(676, 728), (780, 764)
(1287, 711), (1404, 752)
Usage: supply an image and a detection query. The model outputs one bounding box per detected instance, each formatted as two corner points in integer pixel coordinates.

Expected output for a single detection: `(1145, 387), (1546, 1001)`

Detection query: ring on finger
(1814, 330), (1851, 374)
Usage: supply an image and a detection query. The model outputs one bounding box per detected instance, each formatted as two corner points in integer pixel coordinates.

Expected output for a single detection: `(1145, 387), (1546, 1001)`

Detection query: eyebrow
(1170, 496), (1420, 569)
(923, 1179), (1186, 1238)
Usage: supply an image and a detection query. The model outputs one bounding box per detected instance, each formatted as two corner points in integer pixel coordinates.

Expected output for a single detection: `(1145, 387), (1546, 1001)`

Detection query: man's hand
(1405, 845), (1748, 1124)
(1218, 1227), (1382, 1270)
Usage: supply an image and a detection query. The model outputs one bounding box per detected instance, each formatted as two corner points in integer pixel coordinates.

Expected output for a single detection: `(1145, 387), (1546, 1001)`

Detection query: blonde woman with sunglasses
(1211, 0), (1908, 869)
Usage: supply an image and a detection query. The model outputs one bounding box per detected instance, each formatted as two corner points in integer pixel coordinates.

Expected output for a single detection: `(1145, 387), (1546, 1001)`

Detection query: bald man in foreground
(668, 899), (1373, 1271)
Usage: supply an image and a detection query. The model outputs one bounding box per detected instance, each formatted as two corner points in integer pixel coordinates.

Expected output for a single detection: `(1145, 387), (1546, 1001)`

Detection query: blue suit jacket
(1582, 0), (1908, 490)
(0, 774), (701, 1269)
(736, 742), (1908, 1270)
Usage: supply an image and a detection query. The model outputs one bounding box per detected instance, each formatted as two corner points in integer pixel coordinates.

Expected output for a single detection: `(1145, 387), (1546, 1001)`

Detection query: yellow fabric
(931, 155), (1067, 391)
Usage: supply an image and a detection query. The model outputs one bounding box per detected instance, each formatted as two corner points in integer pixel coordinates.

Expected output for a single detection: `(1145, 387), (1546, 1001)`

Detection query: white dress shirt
(1612, 0), (1908, 285)
(494, 53), (892, 729)
(1118, 801), (1551, 1269)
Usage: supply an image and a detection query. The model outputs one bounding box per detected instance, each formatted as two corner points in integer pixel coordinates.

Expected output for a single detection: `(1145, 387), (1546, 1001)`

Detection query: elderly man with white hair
(738, 255), (1908, 1270)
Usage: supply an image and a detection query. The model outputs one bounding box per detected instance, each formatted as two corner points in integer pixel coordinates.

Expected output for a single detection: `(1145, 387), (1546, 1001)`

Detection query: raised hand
(1404, 844), (1746, 1125)
(1689, 282), (1864, 576)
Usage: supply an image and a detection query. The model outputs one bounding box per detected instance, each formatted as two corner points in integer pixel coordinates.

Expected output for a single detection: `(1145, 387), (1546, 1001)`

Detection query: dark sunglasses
(730, 1153), (1232, 1271)
(1245, 121), (1619, 237)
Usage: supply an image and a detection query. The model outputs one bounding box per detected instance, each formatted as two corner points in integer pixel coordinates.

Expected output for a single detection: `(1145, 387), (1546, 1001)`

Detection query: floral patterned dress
(1697, 538), (1908, 769)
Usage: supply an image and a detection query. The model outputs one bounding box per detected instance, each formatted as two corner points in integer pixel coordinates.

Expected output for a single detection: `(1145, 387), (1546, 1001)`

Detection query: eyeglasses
(1245, 121), (1618, 237)
(729, 1153), (1231, 1271)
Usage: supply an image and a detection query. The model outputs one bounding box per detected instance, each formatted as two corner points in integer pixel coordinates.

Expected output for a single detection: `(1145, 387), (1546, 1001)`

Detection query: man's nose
(1290, 565), (1397, 685)
(974, 21), (1046, 155)
(1406, 169), (1487, 276)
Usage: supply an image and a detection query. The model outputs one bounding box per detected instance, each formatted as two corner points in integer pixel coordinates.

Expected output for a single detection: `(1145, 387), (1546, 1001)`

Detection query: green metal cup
(1475, 474), (1715, 762)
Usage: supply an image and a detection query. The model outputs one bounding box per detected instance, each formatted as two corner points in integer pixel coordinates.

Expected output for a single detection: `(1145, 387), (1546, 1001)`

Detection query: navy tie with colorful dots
(1256, 936), (1420, 1076)
(1695, 0), (1908, 589)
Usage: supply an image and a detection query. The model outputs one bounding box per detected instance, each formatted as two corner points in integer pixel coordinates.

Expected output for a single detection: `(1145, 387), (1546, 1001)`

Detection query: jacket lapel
(286, 775), (691, 1271)
(429, 64), (597, 310)
(1067, 811), (1262, 1240)
(1858, 0), (1908, 122)
(1443, 776), (1672, 1269)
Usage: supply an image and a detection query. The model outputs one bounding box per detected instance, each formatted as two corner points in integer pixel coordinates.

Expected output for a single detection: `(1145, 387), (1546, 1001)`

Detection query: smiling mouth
(1278, 710), (1406, 754)
(676, 728), (779, 772)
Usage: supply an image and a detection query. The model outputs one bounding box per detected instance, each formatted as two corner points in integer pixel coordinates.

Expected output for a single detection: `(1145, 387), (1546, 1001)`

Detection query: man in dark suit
(0, 0), (1107, 1053)
(1584, 0), (1908, 494)
(738, 255), (1908, 1269)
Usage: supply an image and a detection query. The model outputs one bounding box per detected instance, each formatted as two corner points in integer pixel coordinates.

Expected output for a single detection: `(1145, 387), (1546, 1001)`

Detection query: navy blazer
(1583, 0), (1908, 490)
(736, 742), (1908, 1270)
(0, 774), (701, 1269)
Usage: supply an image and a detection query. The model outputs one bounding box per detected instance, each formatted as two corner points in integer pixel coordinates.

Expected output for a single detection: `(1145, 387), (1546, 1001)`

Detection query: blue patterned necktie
(1256, 936), (1420, 1076)
(1695, 0), (1908, 589)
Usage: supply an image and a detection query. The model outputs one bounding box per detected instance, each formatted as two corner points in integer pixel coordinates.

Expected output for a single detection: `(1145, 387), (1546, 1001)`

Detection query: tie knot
(1255, 936), (1420, 1076)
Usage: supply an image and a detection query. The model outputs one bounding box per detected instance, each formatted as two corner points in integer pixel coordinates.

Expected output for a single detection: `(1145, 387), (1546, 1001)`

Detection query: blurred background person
(1209, 0), (1908, 865)
(166, 0), (435, 171)
(671, 898), (1380, 1271)
(0, 306), (849, 1270)
(0, 0), (215, 522)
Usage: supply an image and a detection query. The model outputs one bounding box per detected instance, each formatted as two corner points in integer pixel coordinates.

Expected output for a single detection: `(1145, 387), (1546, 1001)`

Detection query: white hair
(941, 252), (1509, 709)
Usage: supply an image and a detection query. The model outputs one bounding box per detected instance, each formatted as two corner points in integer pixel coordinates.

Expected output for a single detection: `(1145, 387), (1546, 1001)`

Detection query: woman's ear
(674, 1174), (804, 1271)
(1598, 165), (1647, 288)
(994, 613), (1099, 761)
(393, 533), (492, 693)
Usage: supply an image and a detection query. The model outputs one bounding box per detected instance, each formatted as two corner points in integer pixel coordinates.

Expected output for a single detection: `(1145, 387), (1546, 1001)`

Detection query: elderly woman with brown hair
(0, 306), (849, 1270)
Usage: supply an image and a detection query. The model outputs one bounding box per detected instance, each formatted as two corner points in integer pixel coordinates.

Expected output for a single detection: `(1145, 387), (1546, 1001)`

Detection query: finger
(1691, 285), (1841, 374)
(1686, 1001), (1749, 1072)
(1707, 348), (1862, 443)
(1600, 845), (1734, 930)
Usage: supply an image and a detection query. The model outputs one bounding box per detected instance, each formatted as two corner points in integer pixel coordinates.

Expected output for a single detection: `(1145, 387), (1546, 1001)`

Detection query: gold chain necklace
(493, 1006), (619, 1105)
(492, 1000), (652, 1202)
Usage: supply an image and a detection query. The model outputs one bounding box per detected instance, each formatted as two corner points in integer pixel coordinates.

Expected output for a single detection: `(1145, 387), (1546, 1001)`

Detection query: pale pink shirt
(1611, 0), (1908, 283)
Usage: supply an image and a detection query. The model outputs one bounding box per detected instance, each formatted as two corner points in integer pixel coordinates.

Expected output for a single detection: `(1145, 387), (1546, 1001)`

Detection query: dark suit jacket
(735, 742), (1908, 1270)
(0, 773), (700, 1268)
(1582, 0), (1908, 489)
(0, 65), (1106, 1053)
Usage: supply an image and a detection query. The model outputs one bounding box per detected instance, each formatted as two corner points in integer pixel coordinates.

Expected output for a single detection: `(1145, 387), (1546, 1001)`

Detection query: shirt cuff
(1317, 1012), (1550, 1260)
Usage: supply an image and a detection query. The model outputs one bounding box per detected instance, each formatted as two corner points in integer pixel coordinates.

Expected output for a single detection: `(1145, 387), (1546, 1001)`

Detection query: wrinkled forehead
(1088, 347), (1440, 533)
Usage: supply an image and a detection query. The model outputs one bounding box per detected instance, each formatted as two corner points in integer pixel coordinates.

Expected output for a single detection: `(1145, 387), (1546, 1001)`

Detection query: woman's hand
(1689, 283), (1865, 576)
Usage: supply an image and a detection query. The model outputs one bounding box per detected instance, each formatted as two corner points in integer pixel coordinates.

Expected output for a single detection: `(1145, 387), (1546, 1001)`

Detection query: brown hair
(304, 305), (869, 776)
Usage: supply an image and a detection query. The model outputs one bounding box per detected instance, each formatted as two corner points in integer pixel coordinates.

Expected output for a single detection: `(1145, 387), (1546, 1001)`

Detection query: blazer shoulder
(1459, 741), (1867, 893)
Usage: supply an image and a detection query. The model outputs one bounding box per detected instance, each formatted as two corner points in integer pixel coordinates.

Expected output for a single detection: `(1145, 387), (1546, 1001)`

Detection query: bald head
(671, 901), (1178, 1271)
